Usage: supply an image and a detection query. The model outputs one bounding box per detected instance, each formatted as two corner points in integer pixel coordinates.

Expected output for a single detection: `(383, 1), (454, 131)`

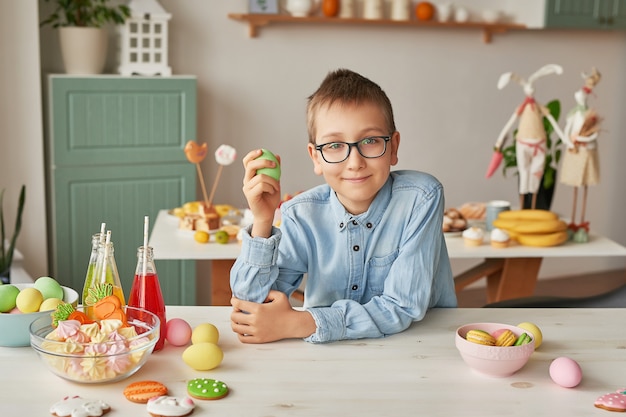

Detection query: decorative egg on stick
(184, 140), (211, 207)
(207, 144), (237, 207)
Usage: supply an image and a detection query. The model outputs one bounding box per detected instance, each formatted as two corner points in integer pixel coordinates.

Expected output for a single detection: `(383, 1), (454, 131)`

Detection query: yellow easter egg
(39, 297), (64, 312)
(182, 342), (223, 371)
(16, 287), (44, 313)
(517, 322), (543, 349)
(191, 322), (219, 345)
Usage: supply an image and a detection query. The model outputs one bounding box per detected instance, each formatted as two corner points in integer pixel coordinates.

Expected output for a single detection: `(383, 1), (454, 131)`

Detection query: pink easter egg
(166, 318), (192, 347)
(549, 357), (582, 388)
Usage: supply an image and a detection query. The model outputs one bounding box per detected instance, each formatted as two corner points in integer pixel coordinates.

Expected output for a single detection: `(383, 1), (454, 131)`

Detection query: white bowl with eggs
(0, 282), (78, 347)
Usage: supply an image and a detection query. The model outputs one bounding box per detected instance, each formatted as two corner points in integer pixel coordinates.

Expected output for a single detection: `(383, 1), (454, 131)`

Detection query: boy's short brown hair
(306, 69), (396, 144)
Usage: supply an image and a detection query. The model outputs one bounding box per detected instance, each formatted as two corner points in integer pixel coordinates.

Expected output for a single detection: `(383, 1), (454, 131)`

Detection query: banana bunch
(493, 209), (568, 247)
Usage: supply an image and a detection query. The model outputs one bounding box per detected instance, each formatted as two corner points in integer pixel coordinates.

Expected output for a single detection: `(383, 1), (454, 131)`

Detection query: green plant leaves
(0, 185), (26, 272)
(40, 0), (131, 28)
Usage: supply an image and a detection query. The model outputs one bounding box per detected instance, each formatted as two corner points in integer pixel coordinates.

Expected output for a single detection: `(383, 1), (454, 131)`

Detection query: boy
(230, 69), (457, 344)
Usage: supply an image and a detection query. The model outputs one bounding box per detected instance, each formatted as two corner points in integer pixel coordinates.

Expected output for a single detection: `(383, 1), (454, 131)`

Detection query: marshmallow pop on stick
(184, 140), (210, 207)
(207, 144), (237, 207)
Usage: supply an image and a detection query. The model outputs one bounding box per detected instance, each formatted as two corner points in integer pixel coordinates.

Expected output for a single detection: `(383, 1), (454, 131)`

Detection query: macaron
(465, 329), (496, 346)
(493, 329), (516, 347)
(517, 322), (543, 348)
(255, 149), (281, 181)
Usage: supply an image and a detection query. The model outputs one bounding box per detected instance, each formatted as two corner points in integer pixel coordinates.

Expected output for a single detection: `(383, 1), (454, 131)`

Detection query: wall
(0, 0), (47, 279)
(27, 1), (626, 291)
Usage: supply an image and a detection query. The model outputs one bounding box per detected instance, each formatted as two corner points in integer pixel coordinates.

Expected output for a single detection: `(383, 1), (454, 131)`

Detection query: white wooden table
(1, 307), (625, 416)
(149, 210), (626, 305)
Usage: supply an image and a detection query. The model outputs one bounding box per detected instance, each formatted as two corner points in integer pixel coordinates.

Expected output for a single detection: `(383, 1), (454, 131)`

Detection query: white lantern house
(119, 0), (172, 76)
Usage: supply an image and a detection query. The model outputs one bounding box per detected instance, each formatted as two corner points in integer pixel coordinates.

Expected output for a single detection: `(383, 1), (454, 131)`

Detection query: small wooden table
(2, 307), (626, 416)
(149, 210), (626, 305)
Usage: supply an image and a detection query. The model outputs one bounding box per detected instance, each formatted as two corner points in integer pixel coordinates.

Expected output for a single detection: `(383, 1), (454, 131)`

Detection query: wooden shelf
(228, 13), (527, 43)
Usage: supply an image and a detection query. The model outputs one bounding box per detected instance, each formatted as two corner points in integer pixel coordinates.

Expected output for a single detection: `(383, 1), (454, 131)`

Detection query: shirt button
(351, 285), (358, 291)
(366, 222), (373, 228)
(352, 220), (358, 225)
(339, 222), (344, 228)
(353, 245), (360, 251)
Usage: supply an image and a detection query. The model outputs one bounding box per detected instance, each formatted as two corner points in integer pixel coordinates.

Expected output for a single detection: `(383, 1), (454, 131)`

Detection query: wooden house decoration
(118, 0), (172, 76)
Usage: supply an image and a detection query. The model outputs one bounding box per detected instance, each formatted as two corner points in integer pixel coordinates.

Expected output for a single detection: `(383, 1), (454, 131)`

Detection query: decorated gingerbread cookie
(50, 396), (111, 417)
(594, 388), (626, 412)
(123, 380), (168, 404)
(146, 396), (195, 417)
(187, 378), (229, 400)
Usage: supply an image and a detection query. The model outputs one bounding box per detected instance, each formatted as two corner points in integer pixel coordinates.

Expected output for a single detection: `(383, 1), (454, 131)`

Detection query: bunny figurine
(486, 64), (569, 210)
(559, 68), (602, 241)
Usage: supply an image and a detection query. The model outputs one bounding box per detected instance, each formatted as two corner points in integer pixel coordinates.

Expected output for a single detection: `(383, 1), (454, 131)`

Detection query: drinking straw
(101, 230), (111, 283)
(99, 222), (106, 244)
(143, 216), (149, 278)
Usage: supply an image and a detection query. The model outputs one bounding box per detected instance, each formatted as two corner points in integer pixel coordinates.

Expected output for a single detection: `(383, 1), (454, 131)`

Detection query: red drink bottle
(128, 246), (166, 351)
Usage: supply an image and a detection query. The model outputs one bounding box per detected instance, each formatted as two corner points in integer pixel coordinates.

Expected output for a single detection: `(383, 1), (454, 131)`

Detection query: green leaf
(40, 0), (131, 28)
(0, 185), (25, 272)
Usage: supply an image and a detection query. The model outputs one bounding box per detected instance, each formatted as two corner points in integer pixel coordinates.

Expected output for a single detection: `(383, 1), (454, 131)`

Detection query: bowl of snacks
(455, 322), (535, 377)
(0, 279), (79, 347)
(30, 305), (159, 383)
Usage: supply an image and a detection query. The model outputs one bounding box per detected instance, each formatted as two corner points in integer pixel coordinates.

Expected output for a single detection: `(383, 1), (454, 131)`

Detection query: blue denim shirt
(230, 170), (457, 343)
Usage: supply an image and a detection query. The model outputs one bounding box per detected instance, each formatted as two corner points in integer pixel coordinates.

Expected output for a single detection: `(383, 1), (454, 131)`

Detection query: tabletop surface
(150, 209), (626, 260)
(1, 307), (625, 416)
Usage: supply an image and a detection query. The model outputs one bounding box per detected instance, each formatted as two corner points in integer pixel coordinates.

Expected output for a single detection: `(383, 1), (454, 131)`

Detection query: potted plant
(0, 186), (26, 285)
(500, 99), (562, 210)
(40, 0), (131, 74)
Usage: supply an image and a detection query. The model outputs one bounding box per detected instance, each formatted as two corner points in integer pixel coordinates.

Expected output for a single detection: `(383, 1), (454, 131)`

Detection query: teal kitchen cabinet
(545, 0), (626, 29)
(46, 75), (197, 305)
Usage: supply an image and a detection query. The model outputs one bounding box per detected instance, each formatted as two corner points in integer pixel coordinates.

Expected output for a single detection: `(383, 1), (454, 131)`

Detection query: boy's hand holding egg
(255, 149), (281, 181)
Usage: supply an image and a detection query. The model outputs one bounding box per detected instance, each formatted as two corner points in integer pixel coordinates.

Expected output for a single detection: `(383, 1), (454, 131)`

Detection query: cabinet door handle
(607, 17), (614, 25)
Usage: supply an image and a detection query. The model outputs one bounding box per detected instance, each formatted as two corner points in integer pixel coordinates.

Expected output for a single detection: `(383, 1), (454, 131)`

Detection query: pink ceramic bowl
(455, 322), (535, 377)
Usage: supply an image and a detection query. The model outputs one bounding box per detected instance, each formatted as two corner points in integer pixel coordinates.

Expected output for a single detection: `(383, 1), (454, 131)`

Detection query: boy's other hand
(230, 291), (316, 343)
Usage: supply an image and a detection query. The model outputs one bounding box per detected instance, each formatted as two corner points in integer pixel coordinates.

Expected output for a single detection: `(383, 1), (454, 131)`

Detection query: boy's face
(307, 101), (400, 215)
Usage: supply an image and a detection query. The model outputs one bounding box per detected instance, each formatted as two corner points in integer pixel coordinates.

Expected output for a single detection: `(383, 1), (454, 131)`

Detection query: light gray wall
(0, 0), (47, 278)
(9, 1), (626, 285)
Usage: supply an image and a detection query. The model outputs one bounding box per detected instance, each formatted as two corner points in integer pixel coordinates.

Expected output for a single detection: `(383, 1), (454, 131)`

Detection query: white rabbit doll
(559, 68), (602, 242)
(486, 64), (569, 210)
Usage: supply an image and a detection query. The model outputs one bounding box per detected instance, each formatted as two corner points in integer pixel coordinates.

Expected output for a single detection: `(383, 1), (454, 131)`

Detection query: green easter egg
(255, 149), (281, 181)
(34, 276), (64, 300)
(0, 284), (20, 312)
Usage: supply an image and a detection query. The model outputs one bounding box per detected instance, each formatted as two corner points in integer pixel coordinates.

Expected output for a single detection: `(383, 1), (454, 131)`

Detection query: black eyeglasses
(315, 136), (391, 164)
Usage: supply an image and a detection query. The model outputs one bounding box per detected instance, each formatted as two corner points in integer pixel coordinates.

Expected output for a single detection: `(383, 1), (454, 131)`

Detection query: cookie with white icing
(187, 378), (229, 400)
(594, 388), (626, 412)
(50, 396), (111, 417)
(146, 396), (195, 417)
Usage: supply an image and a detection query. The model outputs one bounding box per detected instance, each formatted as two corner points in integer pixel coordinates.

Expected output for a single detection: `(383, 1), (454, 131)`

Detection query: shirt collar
(330, 175), (393, 231)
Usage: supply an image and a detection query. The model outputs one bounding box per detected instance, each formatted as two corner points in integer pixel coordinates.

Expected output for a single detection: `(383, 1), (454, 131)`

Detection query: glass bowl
(29, 306), (159, 383)
(455, 322), (535, 377)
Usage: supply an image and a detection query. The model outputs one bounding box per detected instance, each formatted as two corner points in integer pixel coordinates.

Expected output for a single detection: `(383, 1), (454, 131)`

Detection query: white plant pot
(285, 0), (315, 17)
(59, 27), (108, 75)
